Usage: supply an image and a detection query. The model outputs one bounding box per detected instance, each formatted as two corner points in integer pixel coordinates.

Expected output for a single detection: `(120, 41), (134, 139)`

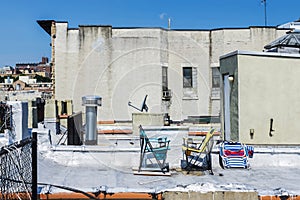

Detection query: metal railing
(0, 133), (37, 200)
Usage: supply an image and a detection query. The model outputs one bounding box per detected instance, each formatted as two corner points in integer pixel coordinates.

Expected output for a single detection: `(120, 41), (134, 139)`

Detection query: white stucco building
(219, 30), (300, 145)
(220, 50), (300, 145)
(38, 20), (289, 122)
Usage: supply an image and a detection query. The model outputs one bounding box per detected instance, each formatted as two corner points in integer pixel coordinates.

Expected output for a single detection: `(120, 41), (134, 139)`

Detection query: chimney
(82, 95), (102, 145)
(41, 57), (48, 64)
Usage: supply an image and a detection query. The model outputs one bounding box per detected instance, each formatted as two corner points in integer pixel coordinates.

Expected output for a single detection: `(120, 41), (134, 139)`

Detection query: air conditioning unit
(162, 89), (172, 100)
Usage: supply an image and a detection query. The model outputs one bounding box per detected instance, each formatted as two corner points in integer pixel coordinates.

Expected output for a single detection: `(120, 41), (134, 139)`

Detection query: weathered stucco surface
(220, 51), (300, 144)
(239, 53), (300, 144)
(53, 22), (287, 121)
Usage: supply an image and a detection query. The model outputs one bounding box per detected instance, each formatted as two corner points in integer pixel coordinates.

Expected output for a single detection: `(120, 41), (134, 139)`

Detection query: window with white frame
(182, 65), (198, 99)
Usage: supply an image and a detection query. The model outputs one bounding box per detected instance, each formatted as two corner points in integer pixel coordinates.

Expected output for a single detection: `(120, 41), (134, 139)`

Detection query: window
(61, 101), (68, 115)
(211, 67), (221, 99)
(162, 66), (168, 91)
(182, 65), (198, 99)
(212, 67), (221, 88)
(183, 67), (193, 88)
(16, 84), (21, 91)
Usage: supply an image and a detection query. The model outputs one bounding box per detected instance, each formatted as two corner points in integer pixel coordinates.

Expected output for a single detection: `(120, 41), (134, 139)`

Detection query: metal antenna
(128, 95), (148, 112)
(261, 0), (267, 26)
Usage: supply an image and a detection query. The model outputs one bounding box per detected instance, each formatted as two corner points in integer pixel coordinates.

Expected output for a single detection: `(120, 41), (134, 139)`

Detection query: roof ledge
(37, 20), (55, 35)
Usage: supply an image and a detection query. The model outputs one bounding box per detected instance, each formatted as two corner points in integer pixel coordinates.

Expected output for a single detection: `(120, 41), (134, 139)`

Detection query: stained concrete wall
(132, 113), (164, 135)
(163, 191), (258, 200)
(167, 30), (211, 120)
(44, 99), (57, 119)
(210, 28), (286, 65)
(55, 23), (163, 121)
(220, 51), (300, 144)
(6, 101), (29, 142)
(51, 21), (288, 122)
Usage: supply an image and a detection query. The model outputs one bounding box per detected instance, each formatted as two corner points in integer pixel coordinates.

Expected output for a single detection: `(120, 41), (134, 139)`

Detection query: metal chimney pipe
(82, 95), (102, 145)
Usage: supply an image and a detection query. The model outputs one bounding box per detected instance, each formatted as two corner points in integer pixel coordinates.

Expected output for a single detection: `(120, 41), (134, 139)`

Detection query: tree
(34, 74), (51, 83)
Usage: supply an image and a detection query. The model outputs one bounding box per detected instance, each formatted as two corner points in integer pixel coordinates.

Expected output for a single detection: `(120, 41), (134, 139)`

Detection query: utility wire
(38, 182), (99, 200)
(0, 178), (99, 200)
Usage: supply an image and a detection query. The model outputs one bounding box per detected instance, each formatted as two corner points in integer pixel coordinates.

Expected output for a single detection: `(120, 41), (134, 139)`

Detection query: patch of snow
(34, 124), (300, 196)
(163, 182), (256, 193)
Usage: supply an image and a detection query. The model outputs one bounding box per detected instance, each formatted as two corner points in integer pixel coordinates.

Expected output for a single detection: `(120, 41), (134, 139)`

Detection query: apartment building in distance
(14, 57), (51, 78)
(0, 57), (52, 99)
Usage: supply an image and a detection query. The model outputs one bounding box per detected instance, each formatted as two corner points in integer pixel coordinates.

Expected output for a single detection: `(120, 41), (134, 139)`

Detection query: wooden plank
(132, 167), (167, 172)
(133, 170), (171, 176)
(188, 131), (220, 136)
(97, 120), (115, 124)
(182, 146), (208, 153)
(98, 129), (132, 134)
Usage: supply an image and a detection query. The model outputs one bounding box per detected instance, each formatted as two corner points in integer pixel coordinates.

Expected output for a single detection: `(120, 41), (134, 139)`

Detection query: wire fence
(0, 137), (36, 200)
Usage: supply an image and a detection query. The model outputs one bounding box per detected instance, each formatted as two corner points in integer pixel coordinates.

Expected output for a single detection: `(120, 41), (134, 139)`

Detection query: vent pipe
(82, 95), (102, 145)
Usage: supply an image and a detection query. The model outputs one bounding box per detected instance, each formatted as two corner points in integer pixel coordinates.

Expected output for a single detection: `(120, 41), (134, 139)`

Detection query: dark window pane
(183, 67), (192, 88)
(212, 68), (220, 88)
(162, 67), (168, 91)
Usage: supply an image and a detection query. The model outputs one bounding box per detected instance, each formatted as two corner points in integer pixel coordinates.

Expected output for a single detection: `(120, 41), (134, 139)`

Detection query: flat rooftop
(34, 125), (300, 199)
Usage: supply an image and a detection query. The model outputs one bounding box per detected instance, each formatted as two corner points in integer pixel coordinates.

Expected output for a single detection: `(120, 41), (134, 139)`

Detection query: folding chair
(219, 141), (254, 169)
(181, 128), (215, 174)
(138, 125), (170, 174)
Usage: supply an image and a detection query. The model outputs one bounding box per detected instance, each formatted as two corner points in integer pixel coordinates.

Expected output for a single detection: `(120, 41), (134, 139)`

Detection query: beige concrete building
(38, 20), (289, 122)
(220, 50), (300, 145)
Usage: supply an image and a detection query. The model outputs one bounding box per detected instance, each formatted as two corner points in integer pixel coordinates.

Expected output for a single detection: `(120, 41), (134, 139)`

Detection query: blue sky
(0, 0), (299, 67)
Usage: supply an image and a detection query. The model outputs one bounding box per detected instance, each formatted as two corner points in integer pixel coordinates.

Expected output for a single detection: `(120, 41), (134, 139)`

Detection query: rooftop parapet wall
(210, 27), (287, 65)
(38, 20), (290, 121)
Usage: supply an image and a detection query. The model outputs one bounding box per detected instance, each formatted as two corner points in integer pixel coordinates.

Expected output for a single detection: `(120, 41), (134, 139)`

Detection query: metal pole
(262, 0), (267, 26)
(32, 132), (37, 200)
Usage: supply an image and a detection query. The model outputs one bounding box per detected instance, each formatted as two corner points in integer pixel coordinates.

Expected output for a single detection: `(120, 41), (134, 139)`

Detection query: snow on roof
(34, 126), (300, 197)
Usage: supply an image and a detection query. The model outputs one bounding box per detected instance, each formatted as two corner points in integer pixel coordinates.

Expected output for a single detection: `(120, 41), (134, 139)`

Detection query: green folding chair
(138, 125), (170, 173)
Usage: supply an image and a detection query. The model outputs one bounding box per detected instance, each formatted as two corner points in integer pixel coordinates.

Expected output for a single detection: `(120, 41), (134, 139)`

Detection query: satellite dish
(141, 95), (148, 112)
(128, 95), (148, 112)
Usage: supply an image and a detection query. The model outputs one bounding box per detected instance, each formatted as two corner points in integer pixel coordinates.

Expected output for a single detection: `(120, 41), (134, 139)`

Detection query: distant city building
(15, 57), (52, 78)
(0, 57), (52, 99)
(38, 20), (292, 122)
(0, 66), (14, 76)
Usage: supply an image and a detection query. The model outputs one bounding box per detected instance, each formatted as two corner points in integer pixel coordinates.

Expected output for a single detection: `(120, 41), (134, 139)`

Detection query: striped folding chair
(219, 141), (254, 169)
